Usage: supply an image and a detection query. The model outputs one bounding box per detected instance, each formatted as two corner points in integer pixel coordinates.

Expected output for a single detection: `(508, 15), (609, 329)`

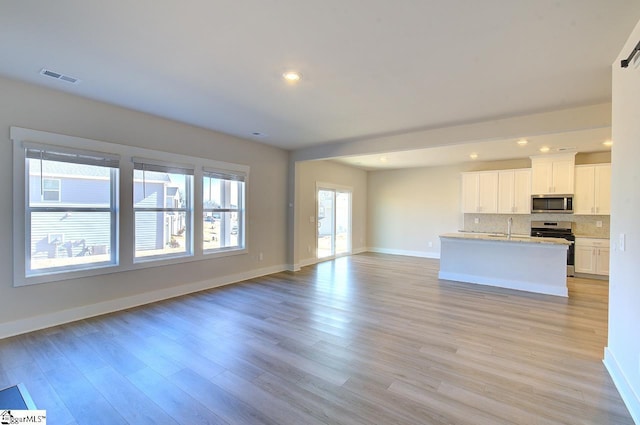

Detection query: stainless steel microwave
(531, 194), (573, 213)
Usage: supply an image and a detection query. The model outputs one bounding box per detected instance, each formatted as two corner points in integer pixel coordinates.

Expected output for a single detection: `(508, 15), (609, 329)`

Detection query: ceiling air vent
(40, 68), (81, 84)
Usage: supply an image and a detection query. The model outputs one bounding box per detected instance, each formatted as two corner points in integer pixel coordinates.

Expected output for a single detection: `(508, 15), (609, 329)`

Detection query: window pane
(134, 170), (186, 208)
(29, 159), (111, 207)
(135, 211), (188, 258)
(202, 211), (240, 251)
(30, 211), (112, 271)
(133, 167), (192, 261)
(203, 176), (221, 209)
(335, 192), (351, 255)
(228, 180), (241, 209)
(203, 174), (244, 252)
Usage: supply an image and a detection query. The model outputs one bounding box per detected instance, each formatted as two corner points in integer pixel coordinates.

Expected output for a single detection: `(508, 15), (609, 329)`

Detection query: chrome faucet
(507, 217), (513, 239)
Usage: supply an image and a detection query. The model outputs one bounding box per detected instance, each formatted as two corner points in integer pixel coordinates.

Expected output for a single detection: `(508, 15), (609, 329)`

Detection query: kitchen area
(439, 151), (611, 296)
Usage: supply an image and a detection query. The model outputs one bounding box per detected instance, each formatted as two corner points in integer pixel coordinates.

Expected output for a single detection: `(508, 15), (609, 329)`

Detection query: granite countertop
(440, 232), (571, 245)
(574, 235), (610, 239)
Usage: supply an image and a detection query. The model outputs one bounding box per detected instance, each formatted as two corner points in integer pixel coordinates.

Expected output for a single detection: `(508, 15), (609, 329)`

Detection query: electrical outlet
(619, 233), (626, 252)
(474, 218), (479, 224)
(596, 220), (602, 228)
(428, 241), (433, 248)
(259, 252), (263, 261)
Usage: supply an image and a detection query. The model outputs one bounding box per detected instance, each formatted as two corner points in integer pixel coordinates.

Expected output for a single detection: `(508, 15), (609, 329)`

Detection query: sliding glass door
(317, 187), (351, 259)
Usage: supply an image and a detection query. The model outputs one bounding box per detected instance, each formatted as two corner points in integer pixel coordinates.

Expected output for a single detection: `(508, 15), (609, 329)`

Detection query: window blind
(132, 157), (194, 175)
(23, 142), (120, 168)
(202, 167), (246, 182)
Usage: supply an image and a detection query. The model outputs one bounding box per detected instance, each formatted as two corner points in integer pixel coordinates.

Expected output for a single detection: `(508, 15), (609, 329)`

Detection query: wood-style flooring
(0, 253), (633, 424)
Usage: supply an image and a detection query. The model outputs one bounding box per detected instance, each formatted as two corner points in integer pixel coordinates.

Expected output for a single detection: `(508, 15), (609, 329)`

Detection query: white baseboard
(438, 271), (568, 297)
(368, 247), (440, 259)
(604, 347), (640, 424)
(0, 264), (287, 339)
(292, 248), (370, 271)
(286, 263), (300, 271)
(299, 257), (318, 268)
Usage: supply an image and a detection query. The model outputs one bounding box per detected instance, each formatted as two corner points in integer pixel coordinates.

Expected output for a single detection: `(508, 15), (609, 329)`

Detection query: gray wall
(0, 76), (288, 333)
(295, 160), (368, 267)
(367, 164), (463, 257)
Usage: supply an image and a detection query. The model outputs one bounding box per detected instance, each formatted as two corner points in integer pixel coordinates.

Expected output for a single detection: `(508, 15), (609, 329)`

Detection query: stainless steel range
(530, 221), (575, 276)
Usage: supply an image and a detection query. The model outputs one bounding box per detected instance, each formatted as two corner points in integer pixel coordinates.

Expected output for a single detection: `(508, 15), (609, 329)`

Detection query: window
(12, 126), (249, 286)
(24, 143), (119, 276)
(133, 158), (194, 261)
(202, 170), (246, 252)
(42, 178), (61, 201)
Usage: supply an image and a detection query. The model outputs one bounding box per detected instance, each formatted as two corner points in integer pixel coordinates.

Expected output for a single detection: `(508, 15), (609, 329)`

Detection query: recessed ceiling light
(469, 153), (478, 160)
(603, 140), (613, 147)
(282, 71), (302, 83)
(379, 156), (388, 163)
(539, 146), (550, 153)
(516, 139), (528, 146)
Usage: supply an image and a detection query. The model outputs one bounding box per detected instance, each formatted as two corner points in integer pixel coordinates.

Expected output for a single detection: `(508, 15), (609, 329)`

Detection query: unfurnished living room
(1, 2), (640, 424)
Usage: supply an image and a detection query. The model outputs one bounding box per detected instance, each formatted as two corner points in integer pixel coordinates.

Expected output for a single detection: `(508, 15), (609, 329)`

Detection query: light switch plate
(474, 218), (479, 224)
(619, 233), (626, 252)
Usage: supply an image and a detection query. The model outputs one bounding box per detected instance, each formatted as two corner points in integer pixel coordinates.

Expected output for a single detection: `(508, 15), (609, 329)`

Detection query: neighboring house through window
(133, 158), (194, 261)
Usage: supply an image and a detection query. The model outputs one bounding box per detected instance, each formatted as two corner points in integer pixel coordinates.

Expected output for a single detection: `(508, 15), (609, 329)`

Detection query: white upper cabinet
(498, 169), (531, 214)
(461, 171), (498, 214)
(530, 153), (576, 195)
(574, 164), (611, 215)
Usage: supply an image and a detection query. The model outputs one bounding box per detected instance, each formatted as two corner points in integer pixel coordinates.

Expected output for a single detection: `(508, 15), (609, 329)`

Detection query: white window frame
(133, 157), (194, 263)
(202, 169), (247, 254)
(11, 126), (250, 287)
(20, 140), (120, 282)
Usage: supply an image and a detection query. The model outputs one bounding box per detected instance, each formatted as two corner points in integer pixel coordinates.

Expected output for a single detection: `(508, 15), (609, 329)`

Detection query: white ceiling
(0, 1), (638, 156)
(333, 126), (613, 170)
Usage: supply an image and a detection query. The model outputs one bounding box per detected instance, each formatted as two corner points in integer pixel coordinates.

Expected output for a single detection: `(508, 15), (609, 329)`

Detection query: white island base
(438, 234), (569, 297)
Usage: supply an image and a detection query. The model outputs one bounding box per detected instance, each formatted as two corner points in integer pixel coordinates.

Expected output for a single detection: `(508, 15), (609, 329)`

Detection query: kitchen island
(438, 233), (571, 297)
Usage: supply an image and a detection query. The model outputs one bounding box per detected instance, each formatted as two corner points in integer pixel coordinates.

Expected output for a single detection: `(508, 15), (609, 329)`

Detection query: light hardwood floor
(0, 253), (633, 424)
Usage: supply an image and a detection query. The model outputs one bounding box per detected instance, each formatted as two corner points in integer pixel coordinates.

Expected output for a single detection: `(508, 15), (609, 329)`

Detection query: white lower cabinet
(574, 238), (610, 276)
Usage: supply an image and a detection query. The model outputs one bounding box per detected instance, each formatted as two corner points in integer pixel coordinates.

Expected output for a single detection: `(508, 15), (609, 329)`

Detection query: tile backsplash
(463, 214), (610, 238)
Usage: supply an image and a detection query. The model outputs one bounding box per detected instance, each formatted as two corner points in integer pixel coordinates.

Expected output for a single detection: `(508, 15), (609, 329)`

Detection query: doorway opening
(317, 187), (351, 260)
